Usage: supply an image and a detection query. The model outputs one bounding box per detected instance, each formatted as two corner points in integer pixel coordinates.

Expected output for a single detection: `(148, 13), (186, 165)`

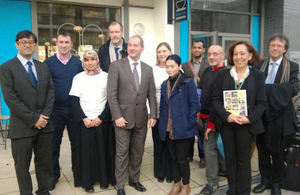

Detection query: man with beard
(182, 40), (209, 168)
(198, 45), (226, 194)
(98, 21), (128, 72)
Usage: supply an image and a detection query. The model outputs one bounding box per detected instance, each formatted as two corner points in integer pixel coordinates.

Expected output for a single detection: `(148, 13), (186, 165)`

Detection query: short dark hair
(227, 41), (260, 66)
(166, 54), (181, 66)
(15, 30), (37, 43)
(192, 39), (205, 48)
(109, 21), (124, 32)
(57, 31), (71, 39)
(268, 33), (289, 53)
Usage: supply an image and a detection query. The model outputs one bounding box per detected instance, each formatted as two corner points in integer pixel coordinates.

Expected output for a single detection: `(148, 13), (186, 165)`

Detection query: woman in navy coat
(158, 54), (199, 195)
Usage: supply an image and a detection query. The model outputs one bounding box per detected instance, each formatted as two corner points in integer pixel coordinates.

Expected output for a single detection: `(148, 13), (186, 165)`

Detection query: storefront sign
(175, 0), (187, 22)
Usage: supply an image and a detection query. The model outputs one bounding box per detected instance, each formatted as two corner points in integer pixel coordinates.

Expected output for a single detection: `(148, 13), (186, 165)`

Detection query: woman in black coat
(212, 41), (266, 195)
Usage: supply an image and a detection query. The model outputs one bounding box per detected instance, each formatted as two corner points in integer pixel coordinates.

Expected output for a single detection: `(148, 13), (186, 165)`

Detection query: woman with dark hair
(69, 50), (115, 193)
(152, 42), (173, 183)
(158, 54), (199, 195)
(212, 41), (266, 195)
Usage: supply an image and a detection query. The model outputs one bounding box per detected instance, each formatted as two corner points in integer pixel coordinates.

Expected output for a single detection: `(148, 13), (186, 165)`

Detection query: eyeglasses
(18, 40), (36, 45)
(207, 52), (222, 56)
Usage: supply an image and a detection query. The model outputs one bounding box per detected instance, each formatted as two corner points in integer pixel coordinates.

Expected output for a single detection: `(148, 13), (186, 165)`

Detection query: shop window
(37, 2), (120, 61)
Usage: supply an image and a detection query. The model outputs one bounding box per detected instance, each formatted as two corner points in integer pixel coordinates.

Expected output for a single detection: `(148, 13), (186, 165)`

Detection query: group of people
(0, 20), (299, 195)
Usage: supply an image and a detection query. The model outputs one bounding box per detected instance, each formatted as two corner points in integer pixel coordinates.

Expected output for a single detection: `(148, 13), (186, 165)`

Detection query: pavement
(0, 129), (299, 195)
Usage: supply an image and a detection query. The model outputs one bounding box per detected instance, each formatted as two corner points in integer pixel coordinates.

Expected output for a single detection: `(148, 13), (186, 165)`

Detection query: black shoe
(100, 185), (108, 189)
(128, 181), (147, 192)
(50, 178), (59, 190)
(252, 183), (270, 193)
(271, 184), (281, 195)
(117, 189), (126, 195)
(166, 179), (172, 183)
(84, 186), (94, 193)
(157, 178), (164, 183)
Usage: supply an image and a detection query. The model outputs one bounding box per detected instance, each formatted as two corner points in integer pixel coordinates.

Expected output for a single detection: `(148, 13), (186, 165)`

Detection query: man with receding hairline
(98, 21), (128, 72)
(107, 35), (157, 195)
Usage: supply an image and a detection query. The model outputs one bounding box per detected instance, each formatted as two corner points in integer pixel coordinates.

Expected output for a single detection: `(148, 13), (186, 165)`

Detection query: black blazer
(212, 67), (267, 135)
(98, 38), (128, 72)
(0, 57), (54, 139)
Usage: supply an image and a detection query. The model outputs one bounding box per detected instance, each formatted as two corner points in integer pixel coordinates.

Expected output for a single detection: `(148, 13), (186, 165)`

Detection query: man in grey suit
(0, 30), (54, 195)
(107, 35), (157, 195)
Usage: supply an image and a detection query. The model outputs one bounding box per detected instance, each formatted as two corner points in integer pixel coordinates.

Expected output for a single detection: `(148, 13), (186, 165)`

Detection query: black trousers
(52, 106), (76, 180)
(11, 132), (53, 195)
(221, 124), (254, 195)
(166, 135), (193, 185)
(152, 123), (173, 181)
(256, 133), (287, 185)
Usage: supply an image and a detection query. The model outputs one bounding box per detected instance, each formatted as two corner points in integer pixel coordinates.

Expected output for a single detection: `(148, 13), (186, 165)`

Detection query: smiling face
(269, 38), (286, 61)
(165, 59), (181, 78)
(127, 36), (144, 61)
(15, 36), (36, 59)
(83, 56), (98, 71)
(233, 44), (252, 69)
(157, 45), (172, 65)
(56, 35), (72, 56)
(109, 23), (124, 46)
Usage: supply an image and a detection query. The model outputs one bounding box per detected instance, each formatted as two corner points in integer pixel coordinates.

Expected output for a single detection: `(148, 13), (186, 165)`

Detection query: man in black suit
(253, 34), (299, 195)
(98, 21), (128, 72)
(0, 30), (54, 195)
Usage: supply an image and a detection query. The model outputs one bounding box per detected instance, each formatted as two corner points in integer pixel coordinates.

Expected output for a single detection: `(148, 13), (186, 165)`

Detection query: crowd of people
(0, 21), (299, 195)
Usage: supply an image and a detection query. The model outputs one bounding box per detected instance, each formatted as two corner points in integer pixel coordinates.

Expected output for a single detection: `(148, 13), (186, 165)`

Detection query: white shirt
(268, 57), (283, 77)
(17, 53), (38, 79)
(69, 71), (108, 119)
(128, 56), (141, 83)
(153, 66), (169, 117)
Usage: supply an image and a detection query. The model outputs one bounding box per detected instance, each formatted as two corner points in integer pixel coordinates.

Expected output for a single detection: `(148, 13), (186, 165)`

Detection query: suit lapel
(34, 60), (43, 90)
(13, 57), (37, 89)
(139, 62), (146, 92)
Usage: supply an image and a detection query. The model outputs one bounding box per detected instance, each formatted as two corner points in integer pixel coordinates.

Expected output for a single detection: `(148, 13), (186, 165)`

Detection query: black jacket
(98, 38), (128, 72)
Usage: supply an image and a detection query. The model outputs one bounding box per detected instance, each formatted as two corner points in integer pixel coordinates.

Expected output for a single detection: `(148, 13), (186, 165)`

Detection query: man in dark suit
(182, 40), (209, 167)
(98, 21), (128, 72)
(253, 34), (299, 195)
(107, 35), (157, 195)
(0, 30), (54, 195)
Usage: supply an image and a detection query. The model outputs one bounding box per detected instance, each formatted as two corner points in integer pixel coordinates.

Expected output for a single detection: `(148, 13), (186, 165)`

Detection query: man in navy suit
(0, 30), (54, 195)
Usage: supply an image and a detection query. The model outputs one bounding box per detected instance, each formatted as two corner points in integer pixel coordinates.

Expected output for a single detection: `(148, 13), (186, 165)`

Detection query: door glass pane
(191, 10), (250, 34)
(190, 0), (251, 12)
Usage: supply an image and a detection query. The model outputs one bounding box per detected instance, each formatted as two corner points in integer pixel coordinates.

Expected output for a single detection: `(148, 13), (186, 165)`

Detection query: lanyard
(234, 79), (245, 90)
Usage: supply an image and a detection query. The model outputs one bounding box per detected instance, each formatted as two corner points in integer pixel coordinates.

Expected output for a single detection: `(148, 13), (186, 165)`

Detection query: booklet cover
(223, 89), (248, 116)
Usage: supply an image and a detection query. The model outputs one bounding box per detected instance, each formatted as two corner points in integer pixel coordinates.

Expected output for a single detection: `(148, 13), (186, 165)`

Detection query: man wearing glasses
(0, 30), (54, 195)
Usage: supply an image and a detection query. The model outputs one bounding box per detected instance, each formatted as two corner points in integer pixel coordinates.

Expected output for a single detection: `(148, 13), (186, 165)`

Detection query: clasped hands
(82, 117), (102, 128)
(114, 117), (157, 128)
(226, 114), (250, 125)
(34, 114), (49, 129)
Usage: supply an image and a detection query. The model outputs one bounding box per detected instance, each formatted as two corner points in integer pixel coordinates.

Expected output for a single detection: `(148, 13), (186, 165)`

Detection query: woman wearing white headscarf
(70, 50), (115, 193)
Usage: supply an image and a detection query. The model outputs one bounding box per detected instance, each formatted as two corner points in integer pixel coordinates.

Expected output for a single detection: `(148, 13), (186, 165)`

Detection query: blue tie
(27, 61), (37, 88)
(114, 47), (120, 60)
(265, 62), (277, 84)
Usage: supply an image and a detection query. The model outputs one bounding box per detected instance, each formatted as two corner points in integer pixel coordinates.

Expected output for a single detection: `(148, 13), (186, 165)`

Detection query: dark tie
(265, 62), (277, 84)
(27, 61), (37, 88)
(114, 47), (120, 60)
(133, 62), (139, 90)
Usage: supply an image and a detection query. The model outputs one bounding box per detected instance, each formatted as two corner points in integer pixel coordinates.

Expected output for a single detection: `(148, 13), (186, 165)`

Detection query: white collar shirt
(268, 56), (283, 77)
(17, 53), (38, 79)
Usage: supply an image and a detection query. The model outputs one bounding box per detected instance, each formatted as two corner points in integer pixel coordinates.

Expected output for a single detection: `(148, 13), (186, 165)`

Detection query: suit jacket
(107, 57), (157, 129)
(0, 57), (54, 139)
(212, 68), (266, 135)
(259, 59), (299, 152)
(98, 38), (128, 72)
(181, 58), (209, 88)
